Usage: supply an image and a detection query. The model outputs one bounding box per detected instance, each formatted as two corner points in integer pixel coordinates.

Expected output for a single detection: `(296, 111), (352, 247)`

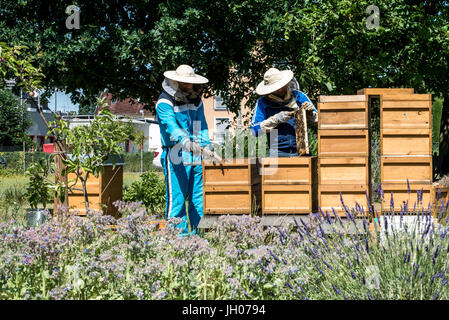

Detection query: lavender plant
(0, 193), (448, 300)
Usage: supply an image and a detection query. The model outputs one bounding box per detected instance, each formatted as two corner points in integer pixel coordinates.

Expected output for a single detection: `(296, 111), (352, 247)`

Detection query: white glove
(182, 140), (202, 155)
(260, 110), (296, 131)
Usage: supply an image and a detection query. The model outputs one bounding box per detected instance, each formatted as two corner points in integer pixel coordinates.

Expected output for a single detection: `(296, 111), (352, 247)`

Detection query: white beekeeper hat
(163, 64), (209, 84)
(256, 67), (294, 95)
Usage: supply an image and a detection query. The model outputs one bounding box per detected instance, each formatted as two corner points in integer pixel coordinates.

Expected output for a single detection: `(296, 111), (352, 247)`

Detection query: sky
(46, 91), (79, 113)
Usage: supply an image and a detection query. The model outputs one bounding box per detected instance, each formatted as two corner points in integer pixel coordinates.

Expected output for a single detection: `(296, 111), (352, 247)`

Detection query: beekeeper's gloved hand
(260, 110), (296, 132)
(182, 140), (202, 155)
(301, 101), (315, 111)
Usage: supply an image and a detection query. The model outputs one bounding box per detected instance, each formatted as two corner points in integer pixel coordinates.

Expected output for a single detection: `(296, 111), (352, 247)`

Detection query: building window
(214, 117), (230, 144)
(214, 95), (227, 111)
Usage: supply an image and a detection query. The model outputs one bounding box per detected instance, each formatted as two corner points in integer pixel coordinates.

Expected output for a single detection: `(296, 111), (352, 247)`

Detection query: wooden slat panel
(381, 94), (431, 129)
(381, 128), (432, 156)
(262, 184), (312, 214)
(100, 165), (123, 217)
(319, 157), (369, 185)
(381, 156), (432, 184)
(261, 157), (315, 185)
(357, 88), (414, 95)
(204, 190), (251, 214)
(319, 95), (366, 102)
(319, 129), (369, 157)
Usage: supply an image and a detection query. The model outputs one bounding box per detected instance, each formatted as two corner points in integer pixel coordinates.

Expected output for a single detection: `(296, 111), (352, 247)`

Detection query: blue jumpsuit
(250, 90), (317, 157)
(156, 80), (210, 236)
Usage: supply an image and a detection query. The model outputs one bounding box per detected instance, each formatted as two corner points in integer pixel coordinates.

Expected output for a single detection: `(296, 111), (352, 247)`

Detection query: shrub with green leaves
(122, 170), (166, 217)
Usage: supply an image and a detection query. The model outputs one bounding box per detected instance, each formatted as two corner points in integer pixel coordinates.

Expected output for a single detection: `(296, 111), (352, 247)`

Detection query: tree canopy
(1, 0), (449, 171)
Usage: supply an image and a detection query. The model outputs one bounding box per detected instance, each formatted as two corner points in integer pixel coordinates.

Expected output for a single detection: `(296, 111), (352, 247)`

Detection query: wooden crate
(381, 94), (432, 129)
(203, 158), (261, 214)
(381, 128), (432, 156)
(261, 157), (317, 214)
(318, 129), (370, 157)
(318, 95), (368, 129)
(65, 164), (123, 217)
(357, 88), (414, 95)
(381, 156), (432, 184)
(319, 157), (370, 185)
(318, 184), (371, 216)
(380, 183), (432, 213)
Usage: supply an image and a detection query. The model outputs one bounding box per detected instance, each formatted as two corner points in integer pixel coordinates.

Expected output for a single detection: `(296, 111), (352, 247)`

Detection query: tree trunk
(80, 173), (90, 214)
(437, 94), (449, 177)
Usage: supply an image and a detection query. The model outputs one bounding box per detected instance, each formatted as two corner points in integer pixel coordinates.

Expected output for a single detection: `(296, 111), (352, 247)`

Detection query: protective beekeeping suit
(250, 68), (318, 157)
(156, 65), (210, 236)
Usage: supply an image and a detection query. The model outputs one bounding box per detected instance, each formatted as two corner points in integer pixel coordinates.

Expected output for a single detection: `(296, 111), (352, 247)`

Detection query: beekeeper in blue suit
(250, 68), (318, 157)
(156, 65), (210, 236)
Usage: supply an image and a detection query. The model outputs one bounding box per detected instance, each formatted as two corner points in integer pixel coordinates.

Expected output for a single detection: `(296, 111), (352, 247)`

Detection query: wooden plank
(262, 184), (313, 214)
(381, 128), (432, 156)
(381, 156), (432, 184)
(318, 98), (368, 129)
(318, 129), (369, 157)
(261, 156), (315, 185)
(357, 88), (414, 95)
(319, 95), (366, 103)
(318, 184), (371, 216)
(381, 183), (432, 213)
(380, 94), (431, 129)
(432, 185), (449, 218)
(319, 157), (369, 185)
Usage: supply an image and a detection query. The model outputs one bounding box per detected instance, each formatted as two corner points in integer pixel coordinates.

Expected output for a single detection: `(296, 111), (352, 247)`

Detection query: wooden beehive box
(319, 157), (370, 185)
(381, 128), (432, 156)
(318, 95), (368, 129)
(381, 94), (432, 129)
(318, 129), (370, 157)
(380, 183), (432, 213)
(318, 184), (371, 216)
(202, 158), (261, 214)
(261, 157), (317, 214)
(381, 156), (432, 184)
(65, 164), (123, 217)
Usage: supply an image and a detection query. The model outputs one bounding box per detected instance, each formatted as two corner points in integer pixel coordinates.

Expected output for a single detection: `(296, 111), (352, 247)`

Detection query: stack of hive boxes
(379, 93), (433, 212)
(317, 95), (371, 216)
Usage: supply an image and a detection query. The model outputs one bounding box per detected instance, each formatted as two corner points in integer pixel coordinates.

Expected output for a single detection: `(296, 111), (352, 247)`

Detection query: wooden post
(54, 140), (68, 213)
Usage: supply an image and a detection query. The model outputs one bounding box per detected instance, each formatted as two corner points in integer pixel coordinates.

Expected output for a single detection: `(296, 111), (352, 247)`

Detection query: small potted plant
(25, 158), (54, 228)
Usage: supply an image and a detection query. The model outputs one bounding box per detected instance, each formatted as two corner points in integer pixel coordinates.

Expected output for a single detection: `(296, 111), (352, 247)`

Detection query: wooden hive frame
(318, 157), (370, 186)
(380, 128), (432, 156)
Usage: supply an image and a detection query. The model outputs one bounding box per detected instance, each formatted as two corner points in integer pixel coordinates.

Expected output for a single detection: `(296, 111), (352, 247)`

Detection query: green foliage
(0, 42), (44, 91)
(0, 88), (32, 147)
(122, 170), (165, 217)
(122, 152), (156, 173)
(433, 97), (443, 155)
(24, 158), (54, 209)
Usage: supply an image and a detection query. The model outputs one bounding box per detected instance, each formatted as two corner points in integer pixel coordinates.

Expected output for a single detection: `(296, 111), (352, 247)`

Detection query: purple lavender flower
(331, 283), (341, 295)
(407, 179), (411, 194)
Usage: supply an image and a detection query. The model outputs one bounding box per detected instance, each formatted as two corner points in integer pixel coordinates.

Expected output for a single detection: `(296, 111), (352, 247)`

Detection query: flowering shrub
(1, 193), (449, 300)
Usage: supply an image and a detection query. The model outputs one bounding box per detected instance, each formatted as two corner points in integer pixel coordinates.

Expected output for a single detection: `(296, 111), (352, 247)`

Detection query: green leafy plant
(47, 97), (134, 212)
(24, 158), (54, 210)
(122, 170), (166, 217)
